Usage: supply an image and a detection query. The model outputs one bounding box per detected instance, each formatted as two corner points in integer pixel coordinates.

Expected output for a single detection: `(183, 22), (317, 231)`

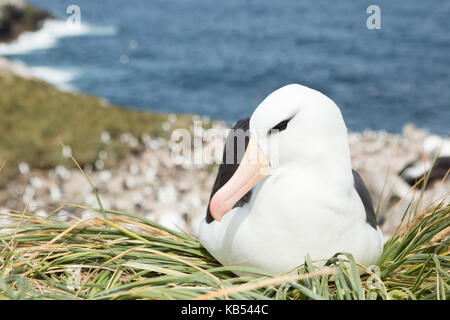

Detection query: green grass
(0, 71), (194, 186)
(0, 197), (447, 300)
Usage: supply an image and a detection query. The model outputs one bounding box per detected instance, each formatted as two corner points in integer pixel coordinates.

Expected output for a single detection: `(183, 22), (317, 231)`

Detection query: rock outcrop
(0, 0), (51, 42)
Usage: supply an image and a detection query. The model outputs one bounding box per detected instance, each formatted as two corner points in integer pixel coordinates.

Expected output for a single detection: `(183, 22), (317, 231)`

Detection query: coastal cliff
(0, 0), (51, 42)
(0, 1), (447, 238)
(0, 1), (447, 302)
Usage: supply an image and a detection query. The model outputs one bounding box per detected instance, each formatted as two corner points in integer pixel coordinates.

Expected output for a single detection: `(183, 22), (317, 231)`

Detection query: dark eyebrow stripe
(268, 117), (293, 134)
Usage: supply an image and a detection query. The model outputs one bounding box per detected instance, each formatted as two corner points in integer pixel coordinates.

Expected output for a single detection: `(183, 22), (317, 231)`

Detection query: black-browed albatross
(198, 84), (384, 275)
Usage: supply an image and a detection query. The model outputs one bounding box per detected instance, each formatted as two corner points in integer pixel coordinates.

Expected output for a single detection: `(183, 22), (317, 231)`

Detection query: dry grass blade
(0, 161), (5, 175)
(0, 199), (448, 300)
(194, 267), (334, 300)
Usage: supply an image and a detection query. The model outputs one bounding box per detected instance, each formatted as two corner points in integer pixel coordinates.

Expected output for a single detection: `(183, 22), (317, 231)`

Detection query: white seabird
(198, 84), (384, 275)
(399, 135), (450, 188)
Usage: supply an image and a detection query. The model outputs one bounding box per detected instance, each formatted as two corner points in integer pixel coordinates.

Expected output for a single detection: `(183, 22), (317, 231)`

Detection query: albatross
(198, 84), (384, 275)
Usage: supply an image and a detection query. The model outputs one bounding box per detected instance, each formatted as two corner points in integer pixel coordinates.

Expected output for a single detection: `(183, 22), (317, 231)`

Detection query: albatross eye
(268, 117), (292, 134)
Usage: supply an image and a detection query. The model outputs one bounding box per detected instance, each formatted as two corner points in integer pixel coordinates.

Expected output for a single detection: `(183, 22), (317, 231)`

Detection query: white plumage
(198, 84), (384, 275)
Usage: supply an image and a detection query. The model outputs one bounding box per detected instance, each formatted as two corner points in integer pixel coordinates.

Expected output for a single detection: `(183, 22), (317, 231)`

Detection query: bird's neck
(277, 131), (355, 192)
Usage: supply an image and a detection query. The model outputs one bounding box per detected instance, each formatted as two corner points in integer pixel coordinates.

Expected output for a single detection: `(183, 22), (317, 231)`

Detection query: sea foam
(29, 66), (79, 91)
(0, 19), (116, 56)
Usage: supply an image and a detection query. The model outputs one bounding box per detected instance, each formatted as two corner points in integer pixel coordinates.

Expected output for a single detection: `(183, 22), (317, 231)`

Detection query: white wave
(0, 19), (116, 55)
(29, 66), (79, 91)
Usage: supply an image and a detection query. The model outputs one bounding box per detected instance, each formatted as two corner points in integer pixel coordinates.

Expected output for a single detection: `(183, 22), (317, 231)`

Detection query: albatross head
(209, 84), (351, 221)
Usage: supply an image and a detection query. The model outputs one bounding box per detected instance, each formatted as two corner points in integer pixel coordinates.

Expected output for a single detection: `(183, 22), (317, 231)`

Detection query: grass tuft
(0, 199), (448, 300)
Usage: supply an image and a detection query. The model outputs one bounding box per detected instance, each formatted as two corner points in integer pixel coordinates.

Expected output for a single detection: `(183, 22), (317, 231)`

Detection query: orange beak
(209, 137), (271, 221)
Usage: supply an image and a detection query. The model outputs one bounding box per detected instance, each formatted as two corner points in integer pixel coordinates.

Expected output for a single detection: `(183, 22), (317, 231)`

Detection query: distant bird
(399, 135), (450, 188)
(199, 84), (384, 275)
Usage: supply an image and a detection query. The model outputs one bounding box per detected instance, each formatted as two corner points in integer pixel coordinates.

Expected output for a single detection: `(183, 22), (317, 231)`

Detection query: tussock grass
(0, 198), (448, 300)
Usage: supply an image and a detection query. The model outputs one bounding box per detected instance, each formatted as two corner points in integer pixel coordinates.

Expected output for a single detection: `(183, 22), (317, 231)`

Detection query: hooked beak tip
(209, 197), (222, 222)
(208, 137), (271, 223)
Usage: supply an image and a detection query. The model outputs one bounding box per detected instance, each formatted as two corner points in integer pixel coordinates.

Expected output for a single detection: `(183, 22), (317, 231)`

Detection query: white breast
(198, 172), (384, 275)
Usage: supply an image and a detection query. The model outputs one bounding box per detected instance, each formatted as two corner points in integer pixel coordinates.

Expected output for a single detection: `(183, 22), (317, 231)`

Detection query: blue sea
(3, 0), (449, 134)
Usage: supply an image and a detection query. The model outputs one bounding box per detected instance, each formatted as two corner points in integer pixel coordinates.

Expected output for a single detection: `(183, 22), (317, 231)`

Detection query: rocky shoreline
(0, 0), (51, 42)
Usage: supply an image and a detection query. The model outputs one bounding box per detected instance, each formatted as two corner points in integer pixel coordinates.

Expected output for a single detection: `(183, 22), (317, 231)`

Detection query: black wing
(352, 170), (377, 229)
(399, 156), (450, 188)
(205, 118), (251, 223)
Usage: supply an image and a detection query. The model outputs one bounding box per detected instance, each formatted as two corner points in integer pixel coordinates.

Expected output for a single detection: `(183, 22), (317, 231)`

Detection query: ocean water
(3, 0), (449, 134)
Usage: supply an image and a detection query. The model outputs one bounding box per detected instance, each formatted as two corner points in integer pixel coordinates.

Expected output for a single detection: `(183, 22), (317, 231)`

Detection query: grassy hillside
(0, 70), (192, 186)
